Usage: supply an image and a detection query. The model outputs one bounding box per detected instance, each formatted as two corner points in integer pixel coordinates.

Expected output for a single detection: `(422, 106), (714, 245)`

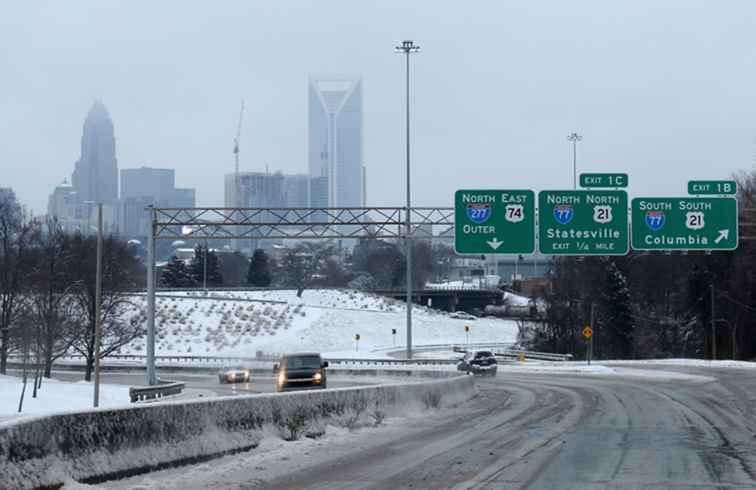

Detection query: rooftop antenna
(233, 100), (245, 207)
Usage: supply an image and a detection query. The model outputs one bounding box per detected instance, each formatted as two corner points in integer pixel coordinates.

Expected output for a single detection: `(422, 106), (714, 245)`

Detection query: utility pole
(93, 203), (103, 407)
(203, 240), (208, 292)
(146, 206), (157, 386)
(396, 39), (420, 360)
(711, 283), (716, 361)
(567, 132), (582, 190)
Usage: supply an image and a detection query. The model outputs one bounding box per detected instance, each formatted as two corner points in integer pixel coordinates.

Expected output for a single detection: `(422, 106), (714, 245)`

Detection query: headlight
(244, 370), (250, 379)
(277, 371), (286, 385)
(313, 372), (322, 383)
(228, 373), (235, 381)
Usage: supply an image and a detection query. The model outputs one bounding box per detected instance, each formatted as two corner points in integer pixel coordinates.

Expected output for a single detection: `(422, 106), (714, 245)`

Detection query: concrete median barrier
(0, 374), (474, 490)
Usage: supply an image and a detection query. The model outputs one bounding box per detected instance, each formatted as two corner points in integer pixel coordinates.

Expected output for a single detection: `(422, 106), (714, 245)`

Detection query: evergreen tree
(247, 249), (272, 287)
(161, 256), (196, 288)
(600, 260), (635, 359)
(189, 245), (223, 286)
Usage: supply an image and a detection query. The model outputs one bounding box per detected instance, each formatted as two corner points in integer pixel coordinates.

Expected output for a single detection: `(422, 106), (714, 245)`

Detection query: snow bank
(499, 362), (716, 382)
(0, 375), (131, 420)
(599, 359), (756, 369)
(0, 374), (474, 490)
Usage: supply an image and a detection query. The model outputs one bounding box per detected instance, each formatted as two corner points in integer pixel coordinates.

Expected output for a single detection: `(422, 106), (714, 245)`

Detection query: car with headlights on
(274, 352), (329, 392)
(218, 365), (251, 384)
(457, 350), (498, 376)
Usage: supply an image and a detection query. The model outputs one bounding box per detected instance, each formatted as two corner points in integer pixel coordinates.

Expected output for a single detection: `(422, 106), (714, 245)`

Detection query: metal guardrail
(49, 353), (458, 368)
(452, 346), (573, 362)
(129, 379), (185, 402)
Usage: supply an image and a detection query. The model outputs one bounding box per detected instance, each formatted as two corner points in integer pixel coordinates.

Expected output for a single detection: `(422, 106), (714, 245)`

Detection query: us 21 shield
(466, 204), (492, 224)
(645, 211), (666, 231)
(553, 205), (574, 225)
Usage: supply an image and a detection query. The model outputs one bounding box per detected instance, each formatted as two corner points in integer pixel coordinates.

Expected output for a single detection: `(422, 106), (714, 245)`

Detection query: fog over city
(2, 1), (755, 214)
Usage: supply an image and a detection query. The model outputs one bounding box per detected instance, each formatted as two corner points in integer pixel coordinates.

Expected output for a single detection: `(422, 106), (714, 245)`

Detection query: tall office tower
(71, 100), (119, 204)
(308, 75), (364, 209)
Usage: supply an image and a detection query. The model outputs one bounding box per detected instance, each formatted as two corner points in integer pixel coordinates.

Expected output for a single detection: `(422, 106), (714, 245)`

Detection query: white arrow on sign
(714, 229), (729, 244)
(486, 237), (503, 250)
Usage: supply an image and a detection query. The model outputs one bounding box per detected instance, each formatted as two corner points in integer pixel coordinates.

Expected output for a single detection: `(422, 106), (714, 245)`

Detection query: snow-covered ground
(0, 375), (131, 421)
(118, 289), (518, 358)
(497, 360), (724, 382)
(600, 359), (756, 369)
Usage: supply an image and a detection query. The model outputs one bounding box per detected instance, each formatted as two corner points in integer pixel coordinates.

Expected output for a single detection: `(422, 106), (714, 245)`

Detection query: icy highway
(100, 364), (756, 489)
(42, 370), (376, 395)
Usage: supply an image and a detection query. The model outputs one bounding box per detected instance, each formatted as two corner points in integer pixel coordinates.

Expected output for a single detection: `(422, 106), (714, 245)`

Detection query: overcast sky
(2, 1), (755, 214)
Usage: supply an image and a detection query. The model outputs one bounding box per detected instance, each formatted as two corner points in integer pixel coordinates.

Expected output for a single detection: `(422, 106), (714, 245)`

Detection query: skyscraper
(308, 75), (364, 208)
(71, 100), (118, 204)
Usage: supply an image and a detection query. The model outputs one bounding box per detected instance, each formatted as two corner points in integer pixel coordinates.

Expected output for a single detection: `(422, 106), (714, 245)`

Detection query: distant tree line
(0, 190), (145, 410)
(161, 239), (457, 296)
(525, 170), (756, 361)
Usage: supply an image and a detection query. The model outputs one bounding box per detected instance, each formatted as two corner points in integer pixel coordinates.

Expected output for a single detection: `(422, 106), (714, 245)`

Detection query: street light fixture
(395, 39), (420, 360)
(567, 132), (582, 190)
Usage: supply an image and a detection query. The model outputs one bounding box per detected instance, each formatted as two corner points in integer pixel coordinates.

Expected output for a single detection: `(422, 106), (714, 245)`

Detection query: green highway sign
(454, 190), (535, 254)
(687, 180), (737, 196)
(538, 190), (629, 255)
(580, 173), (629, 188)
(631, 197), (738, 251)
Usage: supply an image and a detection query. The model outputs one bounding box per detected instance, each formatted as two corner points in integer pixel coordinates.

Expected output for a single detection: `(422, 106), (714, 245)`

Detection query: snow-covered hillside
(119, 289), (517, 358)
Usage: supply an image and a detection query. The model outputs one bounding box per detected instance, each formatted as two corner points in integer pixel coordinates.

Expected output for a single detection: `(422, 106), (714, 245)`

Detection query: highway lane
(8, 370), (376, 396)
(85, 365), (756, 489)
(104, 365), (756, 490)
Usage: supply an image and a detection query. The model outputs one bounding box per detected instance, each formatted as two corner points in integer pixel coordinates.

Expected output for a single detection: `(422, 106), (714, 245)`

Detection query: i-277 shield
(454, 190), (535, 254)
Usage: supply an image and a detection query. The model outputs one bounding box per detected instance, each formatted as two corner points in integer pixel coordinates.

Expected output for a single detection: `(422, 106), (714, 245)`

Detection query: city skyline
(3, 2), (756, 215)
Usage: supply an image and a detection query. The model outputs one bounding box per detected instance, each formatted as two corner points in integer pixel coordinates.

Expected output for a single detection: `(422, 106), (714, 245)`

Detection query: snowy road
(93, 364), (756, 489)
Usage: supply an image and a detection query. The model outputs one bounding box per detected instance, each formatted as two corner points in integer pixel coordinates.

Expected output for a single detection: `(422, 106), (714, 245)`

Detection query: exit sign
(688, 180), (737, 196)
(580, 173), (628, 188)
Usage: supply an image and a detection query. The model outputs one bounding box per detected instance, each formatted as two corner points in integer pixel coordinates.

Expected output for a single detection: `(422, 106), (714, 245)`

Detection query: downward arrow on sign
(486, 238), (503, 250)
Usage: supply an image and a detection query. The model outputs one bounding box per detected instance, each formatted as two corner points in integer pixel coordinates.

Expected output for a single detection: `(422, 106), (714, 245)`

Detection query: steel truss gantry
(151, 206), (454, 241)
(145, 206), (453, 385)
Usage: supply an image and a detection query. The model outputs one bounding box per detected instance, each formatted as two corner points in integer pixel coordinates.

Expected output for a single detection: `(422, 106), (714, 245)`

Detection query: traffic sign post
(538, 190), (629, 255)
(355, 333), (360, 352)
(688, 180), (737, 196)
(580, 173), (628, 188)
(454, 190), (535, 254)
(464, 325), (470, 347)
(631, 197), (738, 251)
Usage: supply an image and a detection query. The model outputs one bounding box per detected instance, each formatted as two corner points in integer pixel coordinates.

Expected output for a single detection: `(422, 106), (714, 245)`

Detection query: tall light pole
(396, 40), (420, 360)
(567, 132), (582, 190)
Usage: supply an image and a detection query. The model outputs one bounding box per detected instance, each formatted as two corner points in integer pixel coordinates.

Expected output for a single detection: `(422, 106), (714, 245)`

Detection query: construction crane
(233, 100), (245, 208)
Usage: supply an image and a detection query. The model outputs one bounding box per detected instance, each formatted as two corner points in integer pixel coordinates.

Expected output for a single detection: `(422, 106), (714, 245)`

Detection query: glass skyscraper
(308, 75), (364, 209)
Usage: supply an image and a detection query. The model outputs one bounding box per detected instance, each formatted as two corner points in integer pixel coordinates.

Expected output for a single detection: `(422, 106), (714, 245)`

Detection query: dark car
(218, 365), (251, 384)
(274, 352), (329, 392)
(457, 350), (498, 376)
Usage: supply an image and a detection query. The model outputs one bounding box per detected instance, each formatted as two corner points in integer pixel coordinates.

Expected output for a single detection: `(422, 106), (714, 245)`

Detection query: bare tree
(27, 219), (78, 377)
(0, 189), (33, 374)
(67, 233), (145, 380)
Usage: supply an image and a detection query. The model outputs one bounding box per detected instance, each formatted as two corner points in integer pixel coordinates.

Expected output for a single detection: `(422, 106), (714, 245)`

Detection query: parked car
(457, 351), (498, 376)
(218, 365), (251, 384)
(274, 352), (329, 392)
